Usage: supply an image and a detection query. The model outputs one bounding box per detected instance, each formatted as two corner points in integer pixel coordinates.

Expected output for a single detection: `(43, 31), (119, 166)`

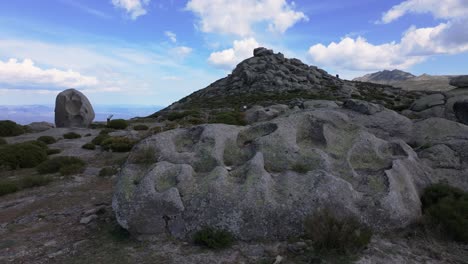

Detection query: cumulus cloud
(186, 0), (307, 36)
(380, 0), (468, 24)
(0, 58), (99, 89)
(208, 38), (260, 69)
(111, 0), (151, 20)
(165, 31), (177, 43)
(309, 1), (468, 72)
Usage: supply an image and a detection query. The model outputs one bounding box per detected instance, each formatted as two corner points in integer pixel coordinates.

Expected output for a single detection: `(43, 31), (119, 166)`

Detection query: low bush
(304, 209), (372, 255)
(210, 111), (246, 126)
(63, 132), (82, 139)
(46, 149), (62, 155)
(37, 156), (85, 175)
(0, 142), (48, 169)
(90, 123), (107, 129)
(421, 184), (468, 243)
(133, 124), (149, 131)
(167, 110), (202, 121)
(20, 175), (52, 188)
(92, 134), (111, 145)
(59, 163), (85, 176)
(100, 128), (115, 135)
(0, 120), (25, 137)
(84, 133), (92, 137)
(0, 138), (6, 145)
(37, 136), (57, 145)
(101, 137), (135, 152)
(99, 167), (118, 177)
(193, 227), (234, 249)
(0, 180), (19, 196)
(82, 143), (96, 150)
(107, 119), (128, 130)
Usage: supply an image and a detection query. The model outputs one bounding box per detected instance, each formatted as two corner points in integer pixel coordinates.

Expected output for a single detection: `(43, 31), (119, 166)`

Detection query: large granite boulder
(113, 109), (432, 241)
(55, 89), (95, 128)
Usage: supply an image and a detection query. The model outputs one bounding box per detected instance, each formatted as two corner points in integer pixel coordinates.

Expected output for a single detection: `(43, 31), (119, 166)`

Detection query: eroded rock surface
(113, 109), (433, 240)
(55, 89), (95, 128)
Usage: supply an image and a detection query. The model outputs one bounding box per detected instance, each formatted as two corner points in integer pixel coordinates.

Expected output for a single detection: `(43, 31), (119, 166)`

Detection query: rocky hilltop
(354, 70), (458, 92)
(353, 69), (415, 85)
(160, 48), (420, 113)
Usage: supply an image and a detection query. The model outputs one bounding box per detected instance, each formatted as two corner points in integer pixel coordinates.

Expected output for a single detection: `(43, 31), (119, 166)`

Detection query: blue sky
(0, 0), (467, 106)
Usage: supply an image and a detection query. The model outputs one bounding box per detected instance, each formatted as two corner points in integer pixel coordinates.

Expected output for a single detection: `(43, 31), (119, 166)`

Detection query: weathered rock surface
(26, 122), (55, 132)
(55, 89), (95, 128)
(449, 75), (468, 88)
(113, 109), (433, 240)
(410, 94), (445, 112)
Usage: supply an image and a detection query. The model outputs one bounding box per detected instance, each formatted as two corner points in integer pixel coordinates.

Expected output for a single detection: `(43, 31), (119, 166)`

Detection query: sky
(0, 0), (467, 106)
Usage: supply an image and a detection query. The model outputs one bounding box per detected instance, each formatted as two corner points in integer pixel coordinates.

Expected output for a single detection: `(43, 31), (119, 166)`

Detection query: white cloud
(186, 0), (307, 36)
(165, 31), (177, 43)
(380, 0), (468, 24)
(111, 0), (151, 20)
(0, 58), (99, 89)
(309, 1), (468, 72)
(171, 46), (193, 58)
(161, 76), (182, 81)
(208, 38), (259, 69)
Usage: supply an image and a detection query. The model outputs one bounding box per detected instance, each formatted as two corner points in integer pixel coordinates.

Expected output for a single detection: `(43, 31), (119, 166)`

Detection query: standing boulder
(55, 89), (95, 128)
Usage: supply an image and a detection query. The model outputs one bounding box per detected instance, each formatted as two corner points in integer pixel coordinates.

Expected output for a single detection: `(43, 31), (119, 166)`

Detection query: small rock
(80, 214), (98, 225)
(343, 99), (383, 115)
(287, 241), (308, 254)
(273, 255), (283, 264)
(83, 205), (106, 216)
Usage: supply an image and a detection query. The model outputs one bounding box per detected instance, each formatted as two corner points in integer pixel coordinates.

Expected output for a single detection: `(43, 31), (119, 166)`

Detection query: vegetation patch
(99, 167), (118, 177)
(130, 146), (157, 165)
(133, 124), (149, 131)
(304, 209), (372, 255)
(46, 149), (62, 155)
(37, 136), (57, 144)
(0, 138), (6, 145)
(101, 137), (135, 152)
(20, 175), (53, 188)
(37, 156), (86, 175)
(63, 132), (82, 139)
(193, 227), (234, 249)
(82, 143), (96, 150)
(107, 119), (128, 130)
(0, 120), (25, 137)
(166, 110), (202, 121)
(421, 183), (468, 243)
(0, 141), (48, 169)
(92, 134), (111, 145)
(209, 111), (246, 126)
(0, 180), (19, 196)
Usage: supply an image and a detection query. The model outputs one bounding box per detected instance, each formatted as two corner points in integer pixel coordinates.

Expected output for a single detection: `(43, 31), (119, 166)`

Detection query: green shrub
(84, 133), (92, 137)
(421, 184), (468, 242)
(99, 128), (115, 135)
(37, 156), (85, 175)
(63, 132), (82, 139)
(292, 162), (309, 174)
(90, 123), (107, 129)
(20, 175), (52, 188)
(210, 111), (246, 126)
(0, 138), (6, 145)
(37, 136), (57, 145)
(193, 227), (234, 249)
(304, 209), (372, 255)
(133, 124), (149, 131)
(26, 140), (48, 150)
(107, 119), (128, 129)
(82, 143), (96, 150)
(46, 149), (62, 155)
(0, 142), (48, 169)
(92, 134), (111, 145)
(0, 120), (25, 137)
(101, 137), (135, 152)
(0, 180), (19, 196)
(99, 167), (118, 177)
(167, 110), (202, 121)
(59, 163), (85, 176)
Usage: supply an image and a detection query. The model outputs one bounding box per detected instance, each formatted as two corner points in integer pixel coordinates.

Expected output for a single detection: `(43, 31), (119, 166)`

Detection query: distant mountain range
(353, 69), (459, 91)
(0, 105), (163, 125)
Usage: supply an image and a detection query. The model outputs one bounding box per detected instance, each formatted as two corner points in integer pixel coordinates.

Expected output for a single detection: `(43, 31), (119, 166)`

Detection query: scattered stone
(55, 88), (95, 128)
(80, 214), (98, 225)
(273, 255), (283, 264)
(303, 100), (339, 109)
(343, 99), (383, 115)
(410, 94), (445, 112)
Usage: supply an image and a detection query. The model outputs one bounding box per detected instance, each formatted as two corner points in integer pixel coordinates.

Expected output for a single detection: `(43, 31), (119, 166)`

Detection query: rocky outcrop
(113, 107), (434, 240)
(26, 122), (55, 132)
(55, 89), (95, 128)
(449, 75), (468, 88)
(353, 69), (415, 85)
